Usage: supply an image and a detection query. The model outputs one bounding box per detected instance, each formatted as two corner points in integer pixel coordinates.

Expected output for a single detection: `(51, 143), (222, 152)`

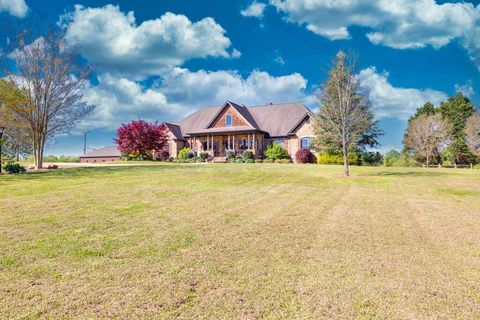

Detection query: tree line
(312, 51), (479, 175)
(0, 31), (478, 176)
(403, 95), (479, 166)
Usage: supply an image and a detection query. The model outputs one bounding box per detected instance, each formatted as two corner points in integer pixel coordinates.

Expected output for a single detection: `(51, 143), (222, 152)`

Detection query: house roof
(163, 122), (184, 140)
(80, 146), (120, 158)
(204, 101), (259, 130)
(169, 101), (312, 138)
(187, 126), (260, 135)
(248, 102), (311, 137)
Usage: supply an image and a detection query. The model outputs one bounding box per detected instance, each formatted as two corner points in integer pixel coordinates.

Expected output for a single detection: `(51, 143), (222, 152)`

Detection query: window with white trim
(225, 114), (232, 126)
(300, 137), (313, 149)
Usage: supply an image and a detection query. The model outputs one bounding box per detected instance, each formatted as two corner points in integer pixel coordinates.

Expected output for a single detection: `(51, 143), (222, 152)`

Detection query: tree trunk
(33, 138), (38, 169)
(33, 137), (44, 169)
(426, 155), (429, 168)
(342, 138), (349, 177)
(38, 139), (44, 169)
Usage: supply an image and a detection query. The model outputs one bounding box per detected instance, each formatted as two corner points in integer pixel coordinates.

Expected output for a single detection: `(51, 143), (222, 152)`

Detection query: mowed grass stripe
(0, 164), (479, 319)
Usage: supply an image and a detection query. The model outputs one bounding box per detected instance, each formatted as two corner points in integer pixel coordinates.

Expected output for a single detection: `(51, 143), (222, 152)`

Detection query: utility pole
(83, 132), (87, 155)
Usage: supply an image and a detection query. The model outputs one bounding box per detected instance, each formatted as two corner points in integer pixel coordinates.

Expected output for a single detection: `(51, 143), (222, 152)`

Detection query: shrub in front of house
(226, 151), (235, 161)
(234, 157), (244, 163)
(265, 142), (290, 160)
(275, 159), (292, 164)
(244, 159), (254, 163)
(263, 159), (274, 163)
(3, 162), (26, 174)
(156, 150), (170, 161)
(317, 153), (358, 165)
(255, 159), (263, 163)
(199, 152), (210, 162)
(178, 147), (194, 160)
(242, 150), (254, 160)
(295, 149), (315, 164)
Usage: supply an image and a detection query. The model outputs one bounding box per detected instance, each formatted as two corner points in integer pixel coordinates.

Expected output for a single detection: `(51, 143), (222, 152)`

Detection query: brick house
(157, 101), (315, 161)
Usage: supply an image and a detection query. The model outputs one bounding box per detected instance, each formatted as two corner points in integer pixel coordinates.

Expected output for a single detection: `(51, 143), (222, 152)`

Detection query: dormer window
(226, 114), (232, 126)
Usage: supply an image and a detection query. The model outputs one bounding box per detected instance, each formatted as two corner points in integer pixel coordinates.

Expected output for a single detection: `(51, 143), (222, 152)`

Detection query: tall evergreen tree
(438, 93), (476, 164)
(410, 102), (436, 121)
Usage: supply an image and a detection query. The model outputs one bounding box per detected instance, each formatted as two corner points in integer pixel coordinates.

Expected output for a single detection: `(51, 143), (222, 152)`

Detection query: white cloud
(80, 69), (315, 130)
(160, 68), (312, 108)
(241, 1), (267, 18)
(357, 67), (448, 120)
(275, 55), (285, 65)
(270, 0), (480, 69)
(0, 0), (28, 17)
(454, 81), (474, 98)
(60, 5), (238, 79)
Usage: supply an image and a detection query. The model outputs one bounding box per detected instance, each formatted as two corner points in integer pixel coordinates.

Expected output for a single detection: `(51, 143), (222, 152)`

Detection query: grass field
(1, 163), (479, 319)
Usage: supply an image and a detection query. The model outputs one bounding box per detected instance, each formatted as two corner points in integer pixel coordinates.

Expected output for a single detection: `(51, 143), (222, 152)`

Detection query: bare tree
(4, 31), (95, 169)
(314, 51), (377, 176)
(403, 114), (453, 166)
(465, 113), (480, 156)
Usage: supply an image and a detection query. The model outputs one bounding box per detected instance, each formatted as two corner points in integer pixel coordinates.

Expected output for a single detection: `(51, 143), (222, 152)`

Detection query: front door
(213, 142), (220, 156)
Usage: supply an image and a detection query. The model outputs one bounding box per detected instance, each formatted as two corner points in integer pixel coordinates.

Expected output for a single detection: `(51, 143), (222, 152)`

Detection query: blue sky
(1, 0), (479, 155)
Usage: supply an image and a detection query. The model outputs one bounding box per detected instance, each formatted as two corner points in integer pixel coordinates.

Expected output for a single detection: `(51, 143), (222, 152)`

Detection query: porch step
(212, 156), (227, 163)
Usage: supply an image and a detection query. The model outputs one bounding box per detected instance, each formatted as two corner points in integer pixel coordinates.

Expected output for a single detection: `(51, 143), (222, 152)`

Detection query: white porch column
(253, 134), (256, 154)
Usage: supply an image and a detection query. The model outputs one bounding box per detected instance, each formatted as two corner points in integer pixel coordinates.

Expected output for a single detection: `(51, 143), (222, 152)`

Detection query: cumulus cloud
(0, 0), (28, 17)
(270, 0), (480, 69)
(357, 67), (448, 120)
(60, 5), (239, 79)
(80, 69), (315, 130)
(241, 1), (267, 18)
(454, 81), (474, 98)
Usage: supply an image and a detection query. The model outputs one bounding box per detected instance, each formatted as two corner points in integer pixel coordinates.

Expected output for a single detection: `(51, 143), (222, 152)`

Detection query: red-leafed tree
(115, 120), (167, 160)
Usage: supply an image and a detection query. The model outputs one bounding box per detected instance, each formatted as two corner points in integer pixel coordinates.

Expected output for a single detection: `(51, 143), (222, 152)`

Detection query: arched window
(225, 114), (232, 126)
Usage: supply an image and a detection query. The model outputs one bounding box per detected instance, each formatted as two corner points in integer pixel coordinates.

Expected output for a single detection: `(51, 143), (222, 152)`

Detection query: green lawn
(1, 164), (479, 319)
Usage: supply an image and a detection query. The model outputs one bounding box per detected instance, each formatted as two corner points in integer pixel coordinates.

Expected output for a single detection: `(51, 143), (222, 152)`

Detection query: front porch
(188, 132), (264, 159)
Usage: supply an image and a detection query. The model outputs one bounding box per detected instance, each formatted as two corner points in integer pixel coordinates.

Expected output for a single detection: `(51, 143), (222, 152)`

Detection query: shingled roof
(163, 123), (184, 140)
(80, 146), (120, 158)
(168, 101), (312, 138)
(248, 102), (311, 137)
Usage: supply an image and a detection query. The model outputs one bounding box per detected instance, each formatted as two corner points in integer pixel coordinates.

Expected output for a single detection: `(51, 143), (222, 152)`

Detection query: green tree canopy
(438, 92), (476, 163)
(410, 102), (436, 121)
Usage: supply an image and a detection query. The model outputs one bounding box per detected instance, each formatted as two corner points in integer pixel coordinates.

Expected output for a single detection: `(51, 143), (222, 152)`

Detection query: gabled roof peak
(204, 100), (259, 130)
